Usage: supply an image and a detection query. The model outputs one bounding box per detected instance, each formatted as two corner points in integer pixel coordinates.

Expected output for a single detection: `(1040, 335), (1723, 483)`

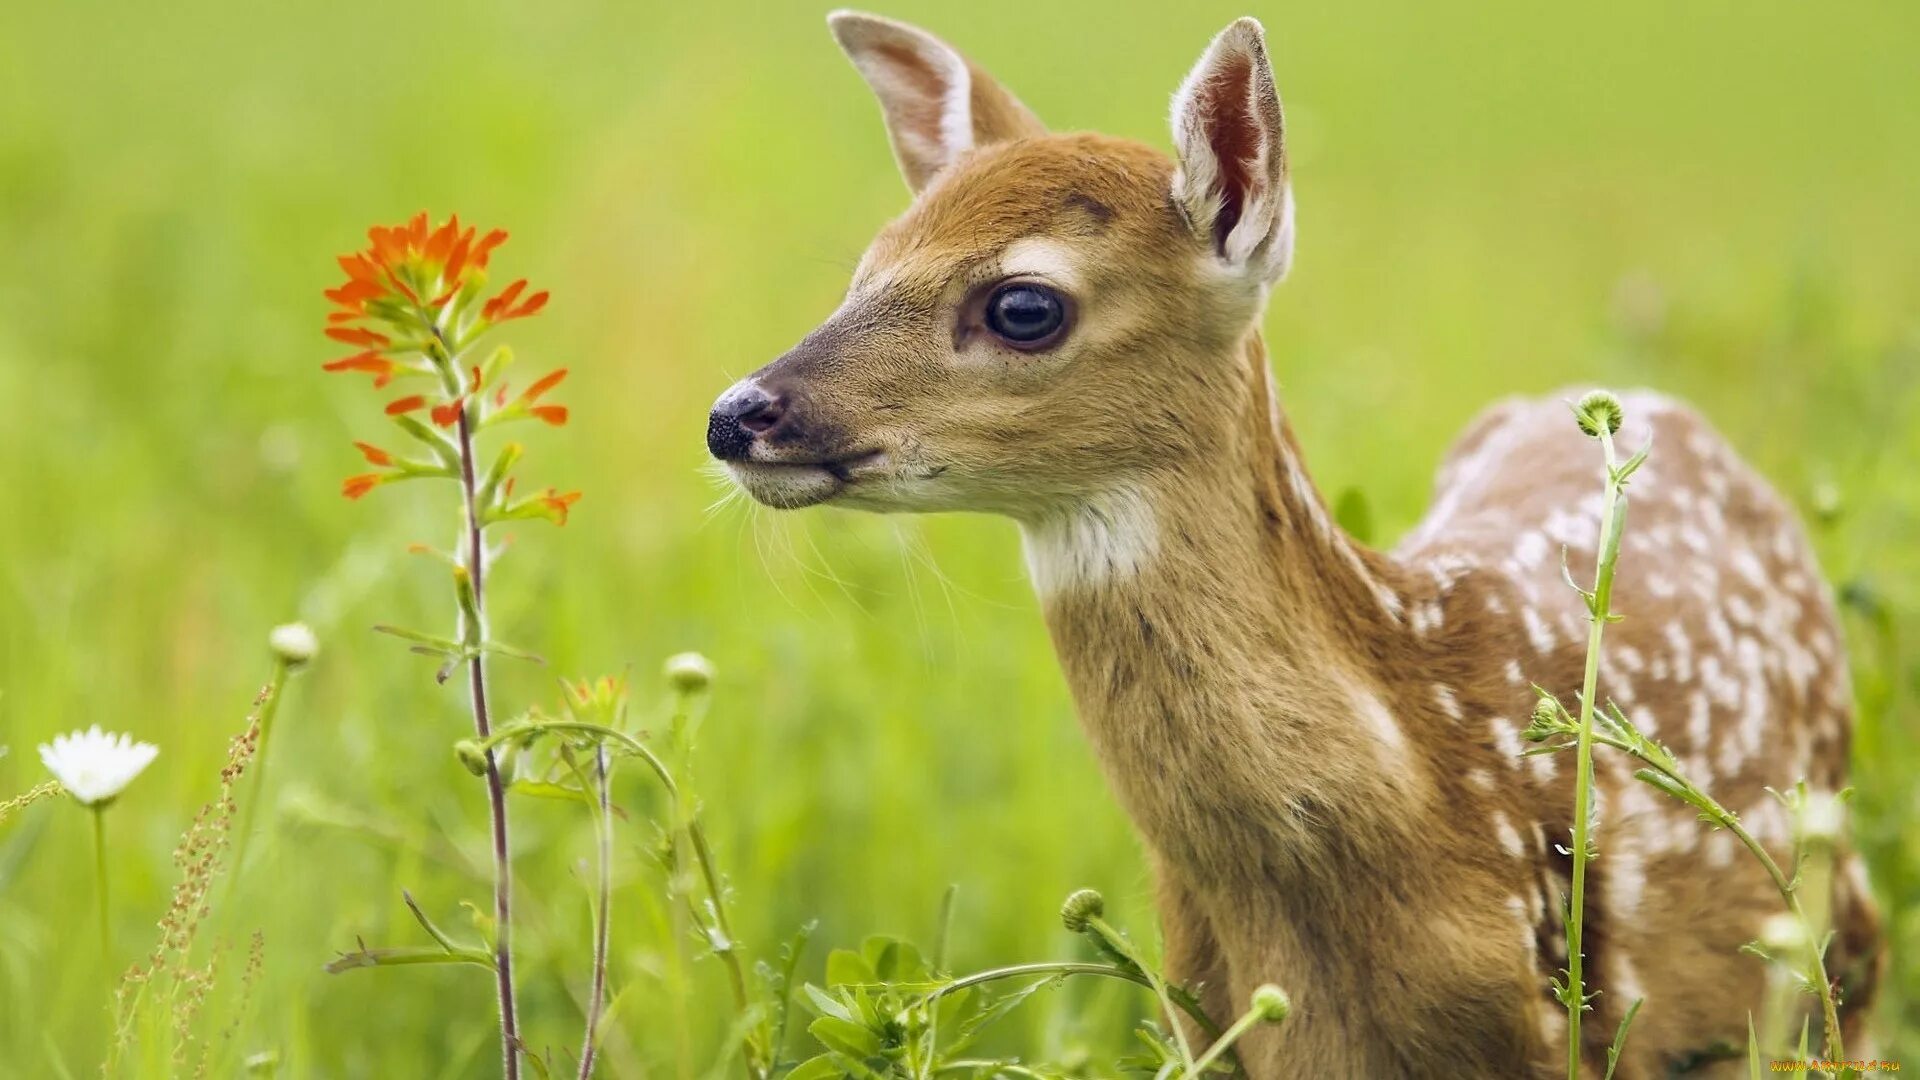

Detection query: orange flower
(325, 213), (571, 525)
(325, 326), (390, 348)
(342, 473), (384, 500)
(322, 351), (399, 388)
(539, 489), (582, 526)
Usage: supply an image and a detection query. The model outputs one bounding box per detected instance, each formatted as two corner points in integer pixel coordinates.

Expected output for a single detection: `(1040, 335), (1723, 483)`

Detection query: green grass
(0, 0), (1915, 1073)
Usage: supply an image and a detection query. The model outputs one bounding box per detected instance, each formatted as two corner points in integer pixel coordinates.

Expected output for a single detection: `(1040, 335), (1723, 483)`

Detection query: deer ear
(828, 10), (1045, 194)
(1170, 18), (1294, 281)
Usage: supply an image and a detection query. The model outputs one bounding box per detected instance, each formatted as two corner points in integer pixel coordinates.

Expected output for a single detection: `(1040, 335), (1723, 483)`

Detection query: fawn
(706, 12), (1881, 1077)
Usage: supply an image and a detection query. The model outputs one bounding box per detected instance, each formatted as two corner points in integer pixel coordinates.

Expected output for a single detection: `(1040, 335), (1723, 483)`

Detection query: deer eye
(984, 283), (1067, 348)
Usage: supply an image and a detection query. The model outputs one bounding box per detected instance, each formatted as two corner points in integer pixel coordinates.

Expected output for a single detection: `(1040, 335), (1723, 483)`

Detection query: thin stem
(1087, 915), (1194, 1071)
(1566, 425), (1622, 1075)
(93, 805), (111, 965)
(576, 749), (613, 1080)
(231, 660), (292, 878)
(1590, 733), (1845, 1063)
(1187, 1007), (1264, 1078)
(456, 399), (521, 1080)
(923, 961), (1223, 1043)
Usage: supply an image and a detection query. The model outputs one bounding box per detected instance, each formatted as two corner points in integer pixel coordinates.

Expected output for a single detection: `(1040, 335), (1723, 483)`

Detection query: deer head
(707, 12), (1295, 525)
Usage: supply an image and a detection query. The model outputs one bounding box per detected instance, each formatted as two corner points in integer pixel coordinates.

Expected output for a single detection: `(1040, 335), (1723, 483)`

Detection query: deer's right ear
(828, 10), (1045, 194)
(1170, 18), (1294, 282)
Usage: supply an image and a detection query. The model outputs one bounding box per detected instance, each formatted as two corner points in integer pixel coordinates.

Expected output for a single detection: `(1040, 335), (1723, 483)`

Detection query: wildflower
(269, 622), (320, 667)
(39, 726), (158, 807)
(1060, 888), (1105, 932)
(664, 652), (715, 694)
(323, 213), (573, 528)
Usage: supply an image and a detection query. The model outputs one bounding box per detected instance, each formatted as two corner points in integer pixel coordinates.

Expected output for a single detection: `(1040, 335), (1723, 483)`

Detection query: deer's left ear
(1170, 18), (1294, 282)
(829, 10), (1046, 195)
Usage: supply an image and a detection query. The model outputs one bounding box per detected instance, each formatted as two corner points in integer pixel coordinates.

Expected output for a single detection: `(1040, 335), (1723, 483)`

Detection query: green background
(0, 0), (1914, 1073)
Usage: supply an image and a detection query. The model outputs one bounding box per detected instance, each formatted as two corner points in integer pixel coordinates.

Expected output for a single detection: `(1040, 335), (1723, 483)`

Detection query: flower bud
(1798, 791), (1845, 848)
(664, 652), (714, 694)
(1251, 983), (1291, 1023)
(1574, 390), (1624, 438)
(453, 739), (490, 777)
(1060, 888), (1105, 933)
(269, 622), (319, 668)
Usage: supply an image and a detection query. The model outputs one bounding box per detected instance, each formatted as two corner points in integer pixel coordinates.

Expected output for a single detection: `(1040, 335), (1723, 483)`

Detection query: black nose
(706, 382), (786, 461)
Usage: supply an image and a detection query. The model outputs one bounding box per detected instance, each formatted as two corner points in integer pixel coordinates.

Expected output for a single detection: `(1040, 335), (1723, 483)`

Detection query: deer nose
(706, 382), (787, 461)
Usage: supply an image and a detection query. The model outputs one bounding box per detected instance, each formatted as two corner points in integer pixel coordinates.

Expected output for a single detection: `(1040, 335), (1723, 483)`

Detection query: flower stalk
(455, 390), (523, 1077)
(322, 213), (578, 1079)
(93, 803), (111, 961)
(1559, 391), (1635, 1072)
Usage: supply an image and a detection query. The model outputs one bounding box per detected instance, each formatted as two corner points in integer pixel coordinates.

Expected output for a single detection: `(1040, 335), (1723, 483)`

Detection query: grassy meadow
(0, 0), (1915, 1073)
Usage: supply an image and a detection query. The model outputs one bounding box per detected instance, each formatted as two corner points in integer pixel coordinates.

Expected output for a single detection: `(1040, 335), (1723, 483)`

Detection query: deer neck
(1018, 332), (1429, 885)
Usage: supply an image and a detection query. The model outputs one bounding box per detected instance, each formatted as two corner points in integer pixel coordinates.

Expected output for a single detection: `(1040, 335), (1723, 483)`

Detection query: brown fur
(713, 14), (1881, 1077)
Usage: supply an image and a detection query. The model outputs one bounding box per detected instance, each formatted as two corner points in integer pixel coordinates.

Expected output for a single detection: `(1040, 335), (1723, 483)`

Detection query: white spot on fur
(1505, 658), (1525, 686)
(998, 237), (1083, 292)
(1349, 686), (1409, 758)
(1489, 717), (1526, 763)
(1022, 488), (1158, 597)
(1606, 849), (1647, 916)
(1494, 813), (1525, 858)
(1432, 684), (1463, 720)
(1521, 607), (1555, 653)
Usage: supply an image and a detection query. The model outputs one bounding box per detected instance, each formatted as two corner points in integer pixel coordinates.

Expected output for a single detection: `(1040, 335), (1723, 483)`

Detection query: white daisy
(38, 726), (159, 806)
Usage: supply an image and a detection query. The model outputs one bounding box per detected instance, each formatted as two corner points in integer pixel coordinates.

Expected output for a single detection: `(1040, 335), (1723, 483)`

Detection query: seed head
(453, 739), (490, 777)
(664, 652), (714, 694)
(268, 622), (319, 668)
(1251, 983), (1292, 1023)
(1574, 391), (1624, 438)
(1060, 888), (1105, 932)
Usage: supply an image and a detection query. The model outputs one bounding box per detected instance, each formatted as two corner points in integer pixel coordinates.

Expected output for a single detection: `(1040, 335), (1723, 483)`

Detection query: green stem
(1595, 732), (1845, 1065)
(1566, 425), (1622, 1075)
(922, 961), (1223, 1043)
(93, 804), (111, 966)
(477, 707), (763, 1076)
(1188, 1006), (1265, 1078)
(1087, 915), (1194, 1070)
(571, 750), (613, 1080)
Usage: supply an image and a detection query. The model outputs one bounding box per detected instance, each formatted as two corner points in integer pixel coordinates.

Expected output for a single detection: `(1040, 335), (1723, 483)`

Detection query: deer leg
(1156, 869), (1232, 1049)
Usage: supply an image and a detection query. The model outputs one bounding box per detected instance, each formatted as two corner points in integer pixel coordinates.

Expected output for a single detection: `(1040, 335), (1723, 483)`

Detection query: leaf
(482, 640), (546, 664)
(508, 779), (592, 806)
(783, 1055), (846, 1080)
(373, 624), (464, 653)
(807, 1015), (881, 1060)
(323, 945), (494, 974)
(1603, 997), (1643, 1080)
(1746, 1014), (1763, 1080)
(803, 984), (855, 1024)
(826, 948), (878, 988)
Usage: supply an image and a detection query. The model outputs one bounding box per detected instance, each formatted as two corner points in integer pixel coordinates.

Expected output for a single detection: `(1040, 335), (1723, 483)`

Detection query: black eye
(984, 283), (1067, 347)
